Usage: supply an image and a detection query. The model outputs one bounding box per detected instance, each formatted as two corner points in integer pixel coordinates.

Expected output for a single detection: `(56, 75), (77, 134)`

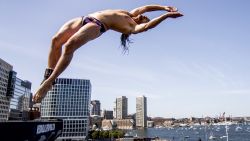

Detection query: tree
(91, 131), (99, 139)
(102, 131), (109, 138)
(117, 130), (125, 138)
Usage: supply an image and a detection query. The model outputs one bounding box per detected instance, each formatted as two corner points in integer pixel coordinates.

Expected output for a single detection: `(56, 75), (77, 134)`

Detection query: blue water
(126, 124), (250, 141)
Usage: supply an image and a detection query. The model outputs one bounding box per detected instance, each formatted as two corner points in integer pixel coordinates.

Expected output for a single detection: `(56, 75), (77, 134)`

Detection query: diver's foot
(33, 81), (52, 103)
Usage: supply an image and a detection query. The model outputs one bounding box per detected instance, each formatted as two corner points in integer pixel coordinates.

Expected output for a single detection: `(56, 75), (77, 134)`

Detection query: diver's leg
(48, 17), (83, 68)
(41, 17), (83, 84)
(33, 23), (102, 103)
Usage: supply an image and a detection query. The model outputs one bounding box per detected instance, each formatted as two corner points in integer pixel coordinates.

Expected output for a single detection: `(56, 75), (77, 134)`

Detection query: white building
(113, 101), (117, 119)
(115, 96), (128, 119)
(41, 78), (91, 140)
(136, 95), (147, 127)
(0, 58), (16, 121)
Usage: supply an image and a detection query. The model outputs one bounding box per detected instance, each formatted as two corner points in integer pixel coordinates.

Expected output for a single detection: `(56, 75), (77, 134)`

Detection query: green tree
(117, 130), (125, 138)
(102, 131), (109, 138)
(91, 131), (99, 139)
(87, 130), (94, 139)
(112, 131), (119, 138)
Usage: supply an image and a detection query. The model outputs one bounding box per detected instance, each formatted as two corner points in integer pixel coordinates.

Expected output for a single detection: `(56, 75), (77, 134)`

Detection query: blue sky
(1, 0), (250, 118)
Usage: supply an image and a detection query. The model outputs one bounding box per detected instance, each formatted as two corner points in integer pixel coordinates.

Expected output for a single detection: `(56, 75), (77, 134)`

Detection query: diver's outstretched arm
(130, 5), (178, 17)
(132, 12), (183, 34)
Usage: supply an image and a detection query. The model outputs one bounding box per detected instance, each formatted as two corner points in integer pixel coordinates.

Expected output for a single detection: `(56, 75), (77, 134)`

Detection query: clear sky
(1, 0), (250, 118)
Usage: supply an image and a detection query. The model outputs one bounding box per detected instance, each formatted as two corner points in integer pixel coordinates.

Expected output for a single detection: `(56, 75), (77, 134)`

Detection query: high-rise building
(136, 95), (147, 127)
(115, 96), (128, 119)
(113, 101), (117, 119)
(9, 79), (32, 120)
(0, 58), (16, 121)
(40, 78), (91, 140)
(102, 110), (113, 119)
(91, 100), (101, 116)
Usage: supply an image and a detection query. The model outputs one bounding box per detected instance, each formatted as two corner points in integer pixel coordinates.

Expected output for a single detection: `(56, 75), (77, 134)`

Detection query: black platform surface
(0, 119), (63, 141)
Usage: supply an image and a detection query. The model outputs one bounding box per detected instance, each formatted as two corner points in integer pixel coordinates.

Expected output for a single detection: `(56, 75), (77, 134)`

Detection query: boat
(220, 135), (228, 139)
(184, 136), (190, 139)
(215, 126), (220, 132)
(209, 135), (217, 140)
(224, 113), (229, 141)
(235, 125), (243, 132)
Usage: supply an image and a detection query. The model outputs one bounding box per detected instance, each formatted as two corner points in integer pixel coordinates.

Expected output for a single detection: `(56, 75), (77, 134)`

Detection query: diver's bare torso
(88, 9), (136, 34)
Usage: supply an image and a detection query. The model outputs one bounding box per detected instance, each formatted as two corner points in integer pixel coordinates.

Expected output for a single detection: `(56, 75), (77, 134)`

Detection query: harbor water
(125, 124), (250, 141)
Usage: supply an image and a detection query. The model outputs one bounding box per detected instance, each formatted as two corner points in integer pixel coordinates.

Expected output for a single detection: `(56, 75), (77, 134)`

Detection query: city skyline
(1, 1), (250, 118)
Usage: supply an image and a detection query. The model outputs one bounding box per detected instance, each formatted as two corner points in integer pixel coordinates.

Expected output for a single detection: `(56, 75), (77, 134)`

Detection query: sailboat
(220, 113), (229, 141)
(235, 124), (243, 132)
(208, 132), (217, 140)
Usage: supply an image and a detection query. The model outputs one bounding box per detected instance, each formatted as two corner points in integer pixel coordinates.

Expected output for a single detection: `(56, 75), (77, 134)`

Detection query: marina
(125, 123), (250, 141)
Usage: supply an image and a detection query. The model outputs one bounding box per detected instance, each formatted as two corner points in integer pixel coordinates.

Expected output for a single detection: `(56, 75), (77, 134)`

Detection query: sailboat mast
(225, 114), (229, 141)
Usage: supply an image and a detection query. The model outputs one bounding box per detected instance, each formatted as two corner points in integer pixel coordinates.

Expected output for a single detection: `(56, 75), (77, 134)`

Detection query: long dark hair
(120, 34), (132, 54)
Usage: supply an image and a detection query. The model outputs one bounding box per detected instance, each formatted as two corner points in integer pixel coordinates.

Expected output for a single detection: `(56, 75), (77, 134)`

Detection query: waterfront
(126, 124), (250, 141)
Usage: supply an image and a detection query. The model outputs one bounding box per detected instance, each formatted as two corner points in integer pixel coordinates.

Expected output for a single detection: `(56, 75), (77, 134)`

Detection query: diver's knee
(64, 41), (77, 55)
(51, 35), (60, 45)
(51, 35), (64, 49)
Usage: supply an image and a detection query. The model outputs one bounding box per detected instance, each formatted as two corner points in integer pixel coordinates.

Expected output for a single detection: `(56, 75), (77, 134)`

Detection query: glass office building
(41, 78), (91, 140)
(9, 78), (32, 120)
